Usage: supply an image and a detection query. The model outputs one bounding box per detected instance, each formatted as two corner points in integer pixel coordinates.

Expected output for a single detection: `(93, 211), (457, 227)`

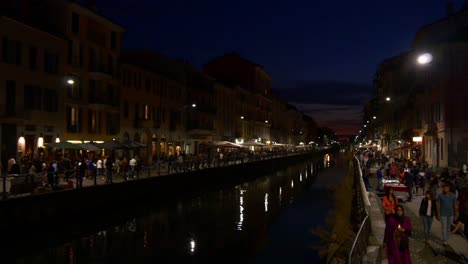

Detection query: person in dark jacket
(404, 171), (414, 202)
(419, 190), (437, 242)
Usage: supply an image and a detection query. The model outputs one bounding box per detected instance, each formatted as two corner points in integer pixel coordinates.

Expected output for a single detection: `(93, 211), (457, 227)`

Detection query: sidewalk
(367, 178), (468, 263)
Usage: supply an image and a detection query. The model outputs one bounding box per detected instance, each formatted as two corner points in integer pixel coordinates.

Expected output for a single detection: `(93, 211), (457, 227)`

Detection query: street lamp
(373, 116), (376, 119)
(386, 97), (391, 102)
(191, 103), (197, 108)
(417, 53), (433, 65)
(240, 116), (244, 120)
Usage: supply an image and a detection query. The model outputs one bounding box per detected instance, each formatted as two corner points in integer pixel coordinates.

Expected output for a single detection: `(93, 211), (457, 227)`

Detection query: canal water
(12, 152), (346, 263)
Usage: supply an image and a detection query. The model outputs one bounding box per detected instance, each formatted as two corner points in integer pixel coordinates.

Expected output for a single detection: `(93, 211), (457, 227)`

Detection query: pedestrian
(436, 183), (458, 245)
(383, 187), (398, 223)
(430, 174), (439, 198)
(390, 162), (398, 180)
(7, 156), (16, 174)
(106, 156), (113, 184)
(77, 159), (86, 189)
(384, 204), (412, 264)
(419, 190), (437, 242)
(404, 171), (414, 202)
(377, 166), (384, 192)
(451, 187), (467, 239)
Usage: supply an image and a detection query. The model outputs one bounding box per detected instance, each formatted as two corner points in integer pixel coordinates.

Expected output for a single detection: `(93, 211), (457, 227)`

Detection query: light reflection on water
(14, 157), (336, 263)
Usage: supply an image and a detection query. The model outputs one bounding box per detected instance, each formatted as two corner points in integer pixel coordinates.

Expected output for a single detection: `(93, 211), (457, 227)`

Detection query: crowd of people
(359, 150), (468, 264)
(4, 153), (141, 191)
(1, 147), (311, 194)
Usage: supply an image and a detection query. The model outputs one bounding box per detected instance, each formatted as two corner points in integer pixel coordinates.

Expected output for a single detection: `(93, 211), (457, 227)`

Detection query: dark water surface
(12, 153), (346, 263)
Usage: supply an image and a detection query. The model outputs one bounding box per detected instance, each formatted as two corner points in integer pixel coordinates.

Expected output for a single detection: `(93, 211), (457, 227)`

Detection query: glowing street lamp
(67, 79), (74, 85)
(373, 116), (376, 119)
(417, 53), (433, 65)
(191, 103), (197, 108)
(386, 97), (391, 102)
(240, 116), (244, 120)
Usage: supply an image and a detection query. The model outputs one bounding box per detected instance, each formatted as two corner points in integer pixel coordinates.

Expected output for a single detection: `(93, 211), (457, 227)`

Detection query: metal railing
(348, 155), (371, 264)
(1, 149), (318, 200)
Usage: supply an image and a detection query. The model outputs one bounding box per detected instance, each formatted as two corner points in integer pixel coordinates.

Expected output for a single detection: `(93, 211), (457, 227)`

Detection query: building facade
(0, 0), (320, 169)
(0, 16), (66, 166)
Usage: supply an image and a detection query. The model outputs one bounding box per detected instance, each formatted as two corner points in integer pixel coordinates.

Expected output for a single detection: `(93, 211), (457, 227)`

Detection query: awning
(390, 144), (420, 152)
(212, 141), (243, 148)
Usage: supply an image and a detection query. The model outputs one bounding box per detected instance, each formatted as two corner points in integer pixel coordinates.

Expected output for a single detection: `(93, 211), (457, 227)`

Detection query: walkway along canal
(0, 149), (344, 263)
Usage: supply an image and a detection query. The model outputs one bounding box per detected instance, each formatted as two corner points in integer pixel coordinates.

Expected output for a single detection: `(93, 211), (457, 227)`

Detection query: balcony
(88, 97), (118, 109)
(88, 64), (112, 79)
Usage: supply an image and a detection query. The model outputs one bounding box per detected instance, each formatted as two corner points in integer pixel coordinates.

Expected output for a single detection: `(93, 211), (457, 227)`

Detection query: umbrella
(79, 143), (101, 152)
(241, 141), (266, 147)
(212, 141), (243, 148)
(122, 140), (147, 149)
(45, 141), (85, 150)
(98, 140), (127, 150)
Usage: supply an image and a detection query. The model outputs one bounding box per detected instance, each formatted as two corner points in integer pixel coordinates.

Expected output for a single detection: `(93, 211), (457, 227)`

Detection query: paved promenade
(368, 178), (468, 263)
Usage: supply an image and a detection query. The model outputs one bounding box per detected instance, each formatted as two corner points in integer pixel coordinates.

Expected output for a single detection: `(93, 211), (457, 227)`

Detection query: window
(144, 104), (150, 120)
(88, 110), (101, 134)
(44, 51), (59, 74)
(89, 48), (97, 71)
(124, 100), (129, 118)
(67, 107), (81, 133)
(29, 46), (37, 70)
(145, 78), (151, 92)
(108, 55), (115, 76)
(2, 37), (21, 65)
(72, 12), (80, 35)
(134, 103), (139, 119)
(107, 113), (120, 135)
(24, 85), (42, 110)
(6, 80), (16, 115)
(110, 31), (117, 50)
(69, 40), (81, 67)
(43, 88), (58, 112)
(67, 40), (72, 64)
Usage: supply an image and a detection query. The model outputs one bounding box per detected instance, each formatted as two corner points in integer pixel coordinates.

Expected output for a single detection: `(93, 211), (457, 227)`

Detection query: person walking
(77, 158), (86, 189)
(404, 170), (415, 202)
(106, 156), (113, 184)
(390, 162), (398, 180)
(451, 187), (467, 239)
(384, 204), (412, 264)
(383, 187), (398, 223)
(436, 183), (458, 245)
(419, 190), (437, 242)
(377, 166), (384, 192)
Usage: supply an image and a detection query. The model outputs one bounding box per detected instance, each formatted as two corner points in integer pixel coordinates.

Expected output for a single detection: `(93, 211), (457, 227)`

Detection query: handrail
(1, 149), (323, 200)
(347, 154), (371, 264)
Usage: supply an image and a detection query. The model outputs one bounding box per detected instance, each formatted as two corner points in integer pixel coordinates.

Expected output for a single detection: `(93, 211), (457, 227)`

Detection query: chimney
(447, 1), (455, 16)
(87, 0), (97, 12)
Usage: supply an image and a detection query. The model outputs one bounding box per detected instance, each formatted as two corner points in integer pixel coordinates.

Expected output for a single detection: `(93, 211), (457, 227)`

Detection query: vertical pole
(2, 170), (6, 199)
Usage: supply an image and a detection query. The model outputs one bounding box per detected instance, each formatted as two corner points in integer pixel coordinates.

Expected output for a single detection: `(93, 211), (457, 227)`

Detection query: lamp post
(181, 103), (196, 154)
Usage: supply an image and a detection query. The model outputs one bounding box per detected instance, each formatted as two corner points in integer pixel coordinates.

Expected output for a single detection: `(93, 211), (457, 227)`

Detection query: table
(383, 183), (409, 200)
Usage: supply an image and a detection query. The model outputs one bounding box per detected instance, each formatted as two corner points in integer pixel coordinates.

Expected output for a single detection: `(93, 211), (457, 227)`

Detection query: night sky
(95, 0), (459, 135)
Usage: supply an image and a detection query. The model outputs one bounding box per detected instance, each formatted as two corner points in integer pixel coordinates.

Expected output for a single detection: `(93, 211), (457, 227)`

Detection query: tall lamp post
(416, 52), (433, 165)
